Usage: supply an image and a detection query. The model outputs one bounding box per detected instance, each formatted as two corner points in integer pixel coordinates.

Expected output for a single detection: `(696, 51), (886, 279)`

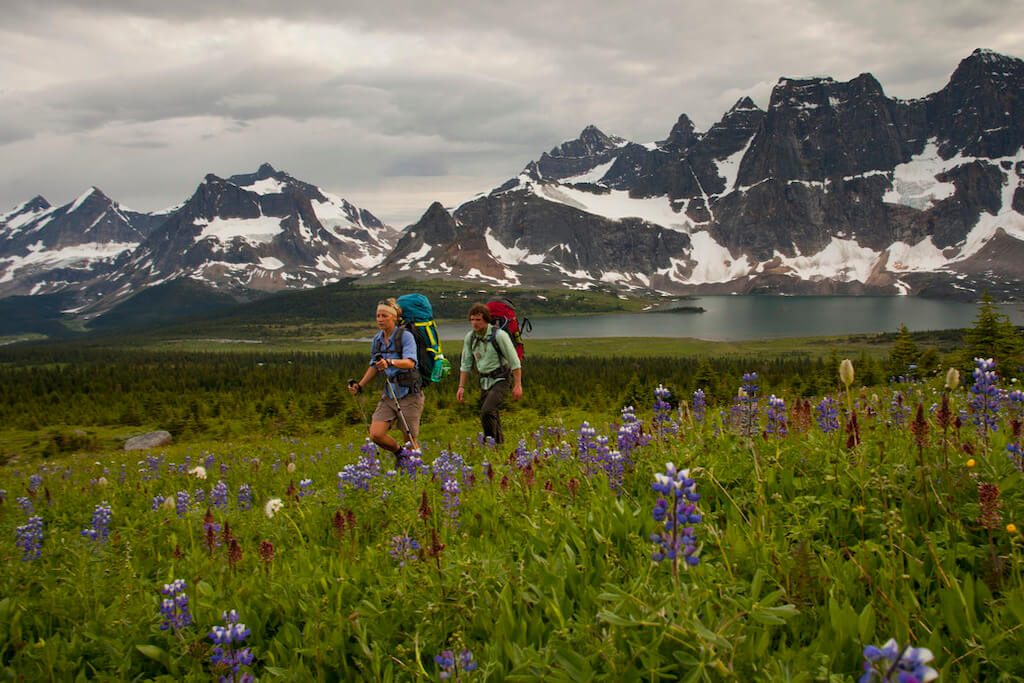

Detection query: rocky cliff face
(373, 49), (1024, 300)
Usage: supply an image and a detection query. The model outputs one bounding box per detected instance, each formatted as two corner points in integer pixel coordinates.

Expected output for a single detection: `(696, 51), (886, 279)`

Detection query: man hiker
(349, 298), (423, 462)
(456, 303), (523, 445)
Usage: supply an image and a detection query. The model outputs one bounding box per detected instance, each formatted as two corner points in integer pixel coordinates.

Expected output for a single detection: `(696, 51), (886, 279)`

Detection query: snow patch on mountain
(886, 238), (949, 271)
(0, 241), (136, 283)
(775, 238), (878, 282)
(259, 257), (285, 270)
(195, 216), (284, 245)
(714, 139), (753, 194)
(484, 229), (547, 266)
(396, 244), (432, 267)
(465, 267), (518, 287)
(529, 182), (691, 231)
(683, 231), (755, 283)
(2, 203), (55, 233)
(883, 140), (958, 209)
(562, 160), (617, 184)
(238, 178), (287, 195)
(951, 147), (1024, 258)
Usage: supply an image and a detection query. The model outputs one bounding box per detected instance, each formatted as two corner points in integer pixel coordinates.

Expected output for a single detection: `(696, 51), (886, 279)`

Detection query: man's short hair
(468, 303), (491, 322)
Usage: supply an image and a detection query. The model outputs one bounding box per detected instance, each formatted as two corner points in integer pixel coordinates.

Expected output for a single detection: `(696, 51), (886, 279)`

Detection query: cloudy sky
(2, 1), (1022, 227)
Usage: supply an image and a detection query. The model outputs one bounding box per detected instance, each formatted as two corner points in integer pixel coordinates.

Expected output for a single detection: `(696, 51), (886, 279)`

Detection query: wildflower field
(2, 354), (1024, 681)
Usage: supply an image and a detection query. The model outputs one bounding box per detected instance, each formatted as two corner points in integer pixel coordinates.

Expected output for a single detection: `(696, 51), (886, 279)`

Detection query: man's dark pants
(480, 380), (509, 444)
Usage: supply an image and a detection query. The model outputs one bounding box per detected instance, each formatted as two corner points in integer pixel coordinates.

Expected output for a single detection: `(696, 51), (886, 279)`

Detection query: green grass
(55, 330), (931, 361)
(1, 372), (1023, 680)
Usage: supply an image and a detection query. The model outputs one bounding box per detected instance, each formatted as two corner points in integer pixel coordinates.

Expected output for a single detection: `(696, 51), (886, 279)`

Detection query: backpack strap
(471, 326), (510, 379)
(469, 327), (506, 364)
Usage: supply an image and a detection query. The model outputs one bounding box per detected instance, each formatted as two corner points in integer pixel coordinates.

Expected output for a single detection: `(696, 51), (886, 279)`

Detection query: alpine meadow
(2, 295), (1024, 682)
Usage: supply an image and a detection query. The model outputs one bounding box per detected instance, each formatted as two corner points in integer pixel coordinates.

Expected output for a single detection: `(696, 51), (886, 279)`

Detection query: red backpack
(486, 296), (531, 362)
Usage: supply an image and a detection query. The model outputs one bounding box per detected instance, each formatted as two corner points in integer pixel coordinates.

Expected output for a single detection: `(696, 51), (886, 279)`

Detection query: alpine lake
(435, 295), (1024, 342)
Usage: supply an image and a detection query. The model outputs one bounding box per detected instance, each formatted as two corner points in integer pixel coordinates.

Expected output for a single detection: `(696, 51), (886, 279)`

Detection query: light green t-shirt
(461, 324), (521, 390)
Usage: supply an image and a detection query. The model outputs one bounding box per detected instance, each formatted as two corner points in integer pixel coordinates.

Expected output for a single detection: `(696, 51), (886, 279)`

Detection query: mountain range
(371, 48), (1023, 300)
(0, 163), (398, 318)
(1, 48), (1022, 334)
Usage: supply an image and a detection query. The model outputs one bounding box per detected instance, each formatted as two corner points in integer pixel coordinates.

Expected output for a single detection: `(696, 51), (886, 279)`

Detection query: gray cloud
(1, 0), (1022, 226)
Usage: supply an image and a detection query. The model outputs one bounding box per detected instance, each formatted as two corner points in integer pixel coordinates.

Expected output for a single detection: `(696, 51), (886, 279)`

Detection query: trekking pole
(381, 370), (421, 452)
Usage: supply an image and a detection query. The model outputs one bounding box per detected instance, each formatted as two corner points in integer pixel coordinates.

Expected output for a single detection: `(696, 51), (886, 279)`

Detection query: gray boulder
(124, 430), (173, 451)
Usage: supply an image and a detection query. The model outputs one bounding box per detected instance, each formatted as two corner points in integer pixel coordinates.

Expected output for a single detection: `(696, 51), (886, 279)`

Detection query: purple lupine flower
(459, 649), (478, 673)
(650, 462), (702, 570)
(514, 439), (532, 469)
(389, 534), (421, 567)
(969, 357), (1002, 435)
(860, 638), (938, 682)
(1008, 442), (1023, 473)
(175, 491), (190, 517)
(360, 438), (377, 457)
(0, 489), (7, 505)
(209, 609), (255, 682)
(159, 579), (192, 631)
(441, 478), (462, 525)
(151, 494), (166, 510)
(815, 396), (840, 433)
(237, 484), (253, 511)
(765, 395), (788, 437)
(576, 422), (598, 462)
(399, 448), (427, 479)
(81, 501), (113, 544)
(692, 390), (707, 423)
(431, 450), (469, 482)
(617, 420), (648, 458)
(298, 478), (314, 497)
(204, 453), (216, 469)
(732, 373), (760, 438)
(337, 455), (382, 497)
(653, 385), (677, 435)
(15, 515), (44, 561)
(144, 454), (164, 479)
(889, 391), (910, 426)
(436, 649), (478, 680)
(28, 474), (42, 493)
(1007, 389), (1024, 420)
(17, 496), (34, 514)
(211, 480), (230, 509)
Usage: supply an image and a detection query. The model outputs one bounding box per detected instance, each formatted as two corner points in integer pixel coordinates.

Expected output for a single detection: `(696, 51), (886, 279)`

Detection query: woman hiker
(456, 303), (523, 445)
(348, 298), (423, 462)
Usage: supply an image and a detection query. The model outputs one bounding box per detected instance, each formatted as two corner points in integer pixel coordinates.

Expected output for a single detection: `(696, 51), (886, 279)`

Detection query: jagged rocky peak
(548, 124), (626, 158)
(728, 96), (760, 113)
(19, 195), (52, 213)
(930, 48), (1024, 159)
(416, 201), (457, 237)
(769, 72), (885, 111)
(701, 98), (766, 160)
(256, 162), (277, 178)
(950, 48), (1024, 82)
(525, 125), (628, 181)
(661, 113), (699, 151)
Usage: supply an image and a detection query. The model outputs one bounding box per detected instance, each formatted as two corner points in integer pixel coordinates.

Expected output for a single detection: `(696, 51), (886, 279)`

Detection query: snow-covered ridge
(0, 241), (136, 284)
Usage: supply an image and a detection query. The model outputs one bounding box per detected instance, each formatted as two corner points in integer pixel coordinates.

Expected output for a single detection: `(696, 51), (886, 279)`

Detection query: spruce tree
(961, 291), (1024, 370)
(887, 325), (920, 379)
